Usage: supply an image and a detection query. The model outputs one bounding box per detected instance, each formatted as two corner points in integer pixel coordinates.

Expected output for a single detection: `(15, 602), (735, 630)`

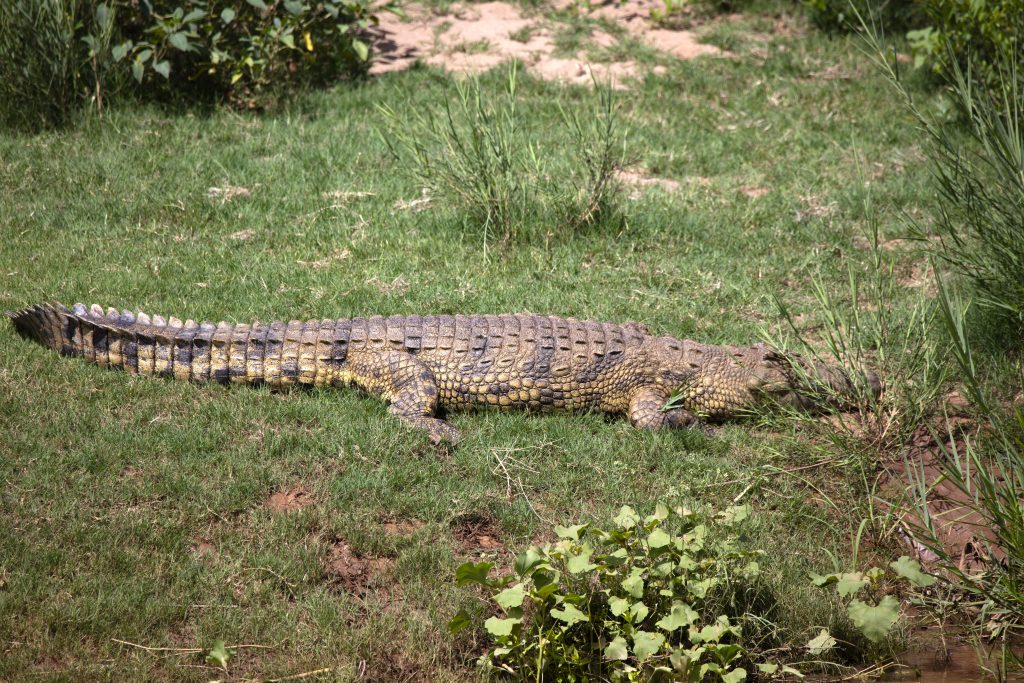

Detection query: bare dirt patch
(265, 484), (312, 512)
(452, 512), (504, 553)
(380, 516), (426, 537)
(616, 169), (682, 198)
(369, 0), (725, 87)
(325, 538), (396, 594)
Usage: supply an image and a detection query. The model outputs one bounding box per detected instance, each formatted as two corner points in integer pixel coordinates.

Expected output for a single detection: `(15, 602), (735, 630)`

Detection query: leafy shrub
(379, 65), (625, 244)
(908, 0), (1023, 88)
(803, 0), (924, 35)
(0, 0), (101, 130)
(862, 22), (1024, 325)
(0, 0), (384, 130)
(108, 0), (382, 105)
(451, 503), (799, 681)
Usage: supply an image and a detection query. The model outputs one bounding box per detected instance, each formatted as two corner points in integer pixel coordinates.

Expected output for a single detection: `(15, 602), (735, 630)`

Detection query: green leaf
(647, 502), (671, 523)
(137, 48), (152, 63)
(152, 60), (170, 79)
(494, 585), (525, 610)
(836, 573), (868, 598)
(614, 505), (640, 528)
(848, 596), (900, 643)
(890, 556), (937, 588)
(182, 8), (205, 22)
(484, 616), (520, 637)
(647, 527), (671, 549)
(448, 609), (472, 634)
(95, 3), (110, 27)
(630, 601), (649, 622)
(718, 504), (750, 525)
(514, 547), (543, 576)
(609, 595), (629, 616)
(604, 635), (629, 661)
(205, 640), (232, 670)
(567, 548), (597, 574)
(782, 665), (805, 678)
(809, 571), (838, 587)
(131, 60), (145, 83)
(621, 571), (644, 598)
(284, 0), (306, 14)
(805, 629), (836, 656)
(722, 668), (747, 683)
(168, 32), (190, 52)
(221, 7), (236, 23)
(757, 663), (779, 674)
(656, 602), (699, 631)
(632, 631), (665, 662)
(455, 561), (493, 587)
(112, 41), (130, 61)
(554, 523), (588, 540)
(281, 32), (296, 49)
(351, 38), (369, 61)
(551, 602), (589, 626)
(246, 0), (268, 10)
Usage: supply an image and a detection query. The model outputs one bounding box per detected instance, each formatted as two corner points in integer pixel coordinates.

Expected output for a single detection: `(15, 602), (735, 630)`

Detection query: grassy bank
(0, 7), (950, 680)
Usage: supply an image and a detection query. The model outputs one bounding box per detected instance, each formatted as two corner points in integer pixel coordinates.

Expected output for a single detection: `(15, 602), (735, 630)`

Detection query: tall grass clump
(379, 65), (626, 245)
(764, 202), (948, 453)
(0, 0), (103, 131)
(862, 23), (1024, 328)
(907, 279), (1024, 656)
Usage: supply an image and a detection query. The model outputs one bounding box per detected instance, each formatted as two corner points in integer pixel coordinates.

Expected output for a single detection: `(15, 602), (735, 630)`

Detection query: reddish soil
(265, 484), (312, 512)
(380, 516), (426, 537)
(325, 538), (396, 594)
(451, 513), (505, 553)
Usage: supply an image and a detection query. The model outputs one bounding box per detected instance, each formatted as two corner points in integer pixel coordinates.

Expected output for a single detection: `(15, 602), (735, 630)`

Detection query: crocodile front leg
(339, 349), (461, 445)
(628, 386), (697, 430)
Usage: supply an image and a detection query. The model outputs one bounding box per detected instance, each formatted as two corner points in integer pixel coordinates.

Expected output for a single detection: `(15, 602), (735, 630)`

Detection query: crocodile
(7, 303), (880, 444)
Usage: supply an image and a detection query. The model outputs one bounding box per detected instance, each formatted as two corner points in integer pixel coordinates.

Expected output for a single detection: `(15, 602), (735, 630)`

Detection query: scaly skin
(6, 303), (880, 444)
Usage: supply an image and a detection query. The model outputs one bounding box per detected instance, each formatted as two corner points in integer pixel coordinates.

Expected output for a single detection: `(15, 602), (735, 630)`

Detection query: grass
(0, 4), (955, 680)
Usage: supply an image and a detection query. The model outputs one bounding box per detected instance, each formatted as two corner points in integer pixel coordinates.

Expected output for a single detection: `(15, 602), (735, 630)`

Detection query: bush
(451, 503), (798, 681)
(908, 0), (1024, 88)
(803, 0), (924, 35)
(0, 0), (385, 130)
(379, 65), (626, 244)
(0, 0), (99, 131)
(109, 0), (382, 105)
(863, 23), (1024, 325)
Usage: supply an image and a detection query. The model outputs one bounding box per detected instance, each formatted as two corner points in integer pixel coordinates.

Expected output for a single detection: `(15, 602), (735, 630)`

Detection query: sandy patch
(369, 0), (724, 86)
(452, 512), (504, 553)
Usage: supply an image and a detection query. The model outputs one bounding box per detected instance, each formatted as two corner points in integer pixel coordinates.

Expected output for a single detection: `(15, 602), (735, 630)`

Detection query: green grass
(0, 7), (951, 680)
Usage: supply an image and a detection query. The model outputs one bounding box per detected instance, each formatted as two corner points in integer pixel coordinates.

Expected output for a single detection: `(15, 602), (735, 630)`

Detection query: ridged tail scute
(5, 302), (233, 381)
(6, 302), (347, 389)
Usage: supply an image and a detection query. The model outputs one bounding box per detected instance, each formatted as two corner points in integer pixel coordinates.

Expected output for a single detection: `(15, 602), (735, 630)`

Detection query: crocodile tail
(7, 302), (347, 388)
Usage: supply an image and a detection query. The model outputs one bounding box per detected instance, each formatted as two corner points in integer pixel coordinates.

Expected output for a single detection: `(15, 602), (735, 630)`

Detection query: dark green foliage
(109, 0), (382, 105)
(0, 0), (384, 131)
(908, 0), (1024, 88)
(802, 0), (925, 35)
(0, 0), (102, 131)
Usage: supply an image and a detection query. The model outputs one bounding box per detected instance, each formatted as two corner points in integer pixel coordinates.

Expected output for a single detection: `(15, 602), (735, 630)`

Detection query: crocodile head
(658, 340), (881, 419)
(741, 344), (882, 413)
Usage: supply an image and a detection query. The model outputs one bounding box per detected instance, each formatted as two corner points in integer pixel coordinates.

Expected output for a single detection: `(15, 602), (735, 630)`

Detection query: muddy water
(886, 644), (1022, 683)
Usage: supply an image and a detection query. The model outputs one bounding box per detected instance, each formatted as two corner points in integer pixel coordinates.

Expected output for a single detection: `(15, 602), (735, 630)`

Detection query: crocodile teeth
(199, 322), (216, 331)
(168, 317), (183, 328)
(216, 321), (230, 329)
(120, 310), (135, 323)
(106, 307), (119, 319)
(184, 319), (197, 329)
(90, 303), (104, 316)
(137, 312), (151, 325)
(152, 315), (166, 327)
(73, 303), (87, 315)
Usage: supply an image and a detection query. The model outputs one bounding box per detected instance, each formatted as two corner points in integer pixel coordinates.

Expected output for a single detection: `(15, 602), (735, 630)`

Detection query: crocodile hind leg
(339, 349), (460, 445)
(628, 387), (697, 430)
